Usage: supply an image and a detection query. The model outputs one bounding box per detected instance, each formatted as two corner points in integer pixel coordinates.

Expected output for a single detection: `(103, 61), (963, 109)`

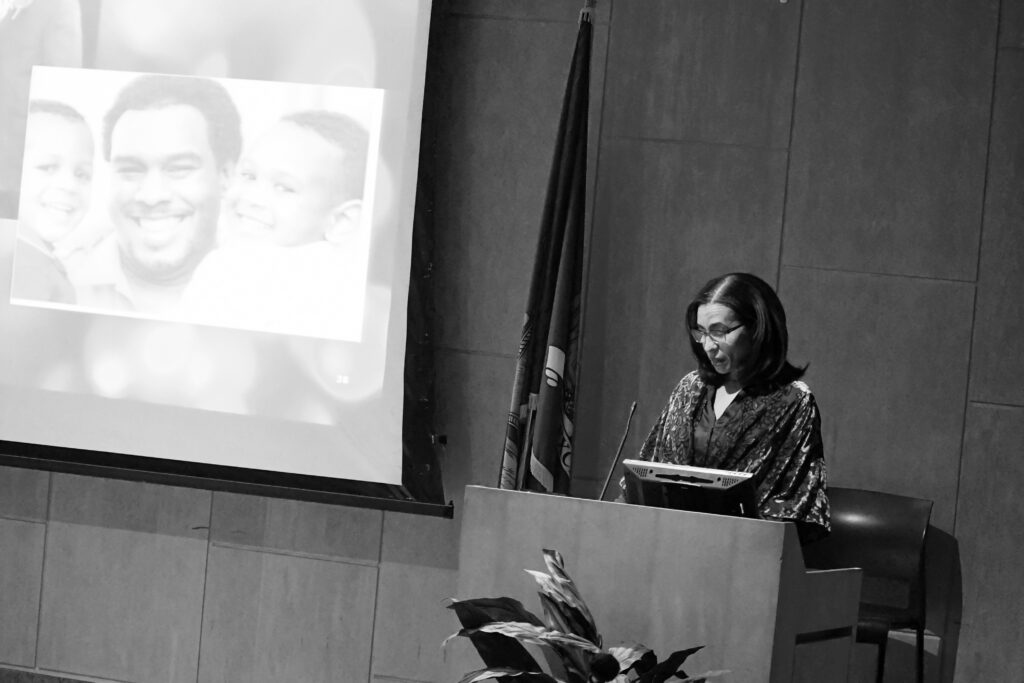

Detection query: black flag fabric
(499, 5), (592, 494)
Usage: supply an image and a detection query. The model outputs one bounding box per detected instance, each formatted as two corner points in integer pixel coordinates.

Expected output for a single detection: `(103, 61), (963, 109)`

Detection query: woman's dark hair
(685, 272), (806, 389)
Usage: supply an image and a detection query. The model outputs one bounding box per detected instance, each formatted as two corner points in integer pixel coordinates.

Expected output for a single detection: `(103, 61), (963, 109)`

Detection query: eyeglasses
(690, 323), (743, 344)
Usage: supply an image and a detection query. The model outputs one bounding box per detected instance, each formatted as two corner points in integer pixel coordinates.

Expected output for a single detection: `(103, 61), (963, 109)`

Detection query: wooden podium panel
(450, 486), (861, 683)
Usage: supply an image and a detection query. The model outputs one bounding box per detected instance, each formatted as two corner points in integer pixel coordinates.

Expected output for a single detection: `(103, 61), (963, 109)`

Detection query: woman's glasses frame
(690, 323), (744, 345)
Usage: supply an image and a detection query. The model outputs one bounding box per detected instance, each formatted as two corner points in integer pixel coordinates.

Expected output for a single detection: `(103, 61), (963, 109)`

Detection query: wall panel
(0, 467), (48, 522)
(372, 563), (456, 682)
(602, 0), (801, 148)
(37, 475), (209, 682)
(969, 49), (1024, 406)
(434, 349), (515, 506)
(380, 509), (458, 569)
(784, 0), (997, 280)
(38, 525), (207, 682)
(954, 404), (1024, 680)
(210, 492), (382, 563)
(1002, 0), (1024, 48)
(0, 519), (44, 667)
(46, 474), (210, 536)
(780, 267), (972, 531)
(372, 512), (458, 682)
(198, 546), (378, 683)
(0, 466), (47, 666)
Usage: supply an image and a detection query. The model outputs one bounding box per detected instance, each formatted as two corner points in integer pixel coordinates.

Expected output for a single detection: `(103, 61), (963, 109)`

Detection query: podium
(449, 486), (862, 683)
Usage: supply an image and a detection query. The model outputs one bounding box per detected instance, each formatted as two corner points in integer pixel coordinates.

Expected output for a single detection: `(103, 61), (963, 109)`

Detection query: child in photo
(220, 109), (366, 249)
(181, 109), (371, 340)
(11, 99), (94, 304)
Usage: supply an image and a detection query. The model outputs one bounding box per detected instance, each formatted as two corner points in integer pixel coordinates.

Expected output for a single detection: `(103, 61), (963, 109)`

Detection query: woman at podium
(637, 272), (830, 543)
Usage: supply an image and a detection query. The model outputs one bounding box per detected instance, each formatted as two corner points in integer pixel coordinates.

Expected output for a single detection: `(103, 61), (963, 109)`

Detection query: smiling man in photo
(76, 74), (241, 314)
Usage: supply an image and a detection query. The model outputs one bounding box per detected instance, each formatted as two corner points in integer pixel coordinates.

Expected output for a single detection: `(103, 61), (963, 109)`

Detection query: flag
(499, 4), (592, 494)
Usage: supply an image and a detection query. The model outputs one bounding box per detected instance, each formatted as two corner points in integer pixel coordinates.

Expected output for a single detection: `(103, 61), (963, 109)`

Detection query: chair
(801, 487), (933, 683)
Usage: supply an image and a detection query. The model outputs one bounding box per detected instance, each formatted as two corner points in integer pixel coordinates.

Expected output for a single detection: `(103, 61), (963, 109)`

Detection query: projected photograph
(0, 0), (428, 488)
(11, 67), (384, 342)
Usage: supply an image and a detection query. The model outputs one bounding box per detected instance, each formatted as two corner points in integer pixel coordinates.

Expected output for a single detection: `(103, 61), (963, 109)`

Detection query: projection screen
(0, 0), (440, 508)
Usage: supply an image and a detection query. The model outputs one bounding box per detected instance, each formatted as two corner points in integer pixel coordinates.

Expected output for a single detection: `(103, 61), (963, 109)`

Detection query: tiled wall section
(952, 33), (1024, 683)
(955, 406), (1024, 680)
(199, 547), (379, 682)
(602, 0), (800, 148)
(970, 49), (1024, 406)
(784, 0), (997, 281)
(37, 476), (209, 683)
(0, 466), (459, 683)
(0, 518), (43, 668)
(0, 469), (47, 668)
(779, 267), (972, 531)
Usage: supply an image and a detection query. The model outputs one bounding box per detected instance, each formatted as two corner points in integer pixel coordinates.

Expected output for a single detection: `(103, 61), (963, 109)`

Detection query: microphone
(598, 400), (637, 501)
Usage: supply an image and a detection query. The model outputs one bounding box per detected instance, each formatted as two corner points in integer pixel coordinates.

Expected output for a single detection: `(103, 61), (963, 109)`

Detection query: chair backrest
(802, 486), (933, 620)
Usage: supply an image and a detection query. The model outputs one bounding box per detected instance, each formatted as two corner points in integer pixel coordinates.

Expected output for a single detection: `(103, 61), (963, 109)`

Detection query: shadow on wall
(846, 526), (962, 683)
(930, 527), (963, 683)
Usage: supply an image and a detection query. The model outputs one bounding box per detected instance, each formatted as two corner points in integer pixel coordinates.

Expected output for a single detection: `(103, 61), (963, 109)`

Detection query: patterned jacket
(639, 370), (830, 540)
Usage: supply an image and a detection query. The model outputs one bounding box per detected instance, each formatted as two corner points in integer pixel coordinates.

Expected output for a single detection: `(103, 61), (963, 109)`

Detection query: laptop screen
(621, 458), (758, 519)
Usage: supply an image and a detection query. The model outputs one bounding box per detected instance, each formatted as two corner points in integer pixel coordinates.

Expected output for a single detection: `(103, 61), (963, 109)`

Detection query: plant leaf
(607, 643), (653, 673)
(541, 550), (601, 643)
(524, 571), (581, 611)
(526, 571), (601, 645)
(626, 648), (658, 677)
(538, 593), (597, 648)
(461, 621), (603, 654)
(534, 644), (574, 683)
(635, 646), (704, 683)
(447, 599), (545, 670)
(536, 598), (593, 683)
(542, 548), (566, 574)
(541, 552), (595, 614)
(548, 651), (589, 683)
(456, 667), (565, 683)
(528, 602), (591, 683)
(537, 593), (573, 634)
(540, 638), (591, 683)
(449, 597), (546, 627)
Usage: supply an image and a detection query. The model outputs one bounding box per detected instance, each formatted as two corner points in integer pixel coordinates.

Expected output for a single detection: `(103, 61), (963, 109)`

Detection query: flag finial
(579, 0), (595, 24)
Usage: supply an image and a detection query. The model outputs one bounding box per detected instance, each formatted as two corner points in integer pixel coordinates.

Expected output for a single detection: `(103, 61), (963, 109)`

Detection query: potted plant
(445, 549), (727, 683)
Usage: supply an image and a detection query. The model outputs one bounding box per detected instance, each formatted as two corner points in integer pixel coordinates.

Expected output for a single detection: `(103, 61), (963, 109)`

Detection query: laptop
(621, 458), (758, 518)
